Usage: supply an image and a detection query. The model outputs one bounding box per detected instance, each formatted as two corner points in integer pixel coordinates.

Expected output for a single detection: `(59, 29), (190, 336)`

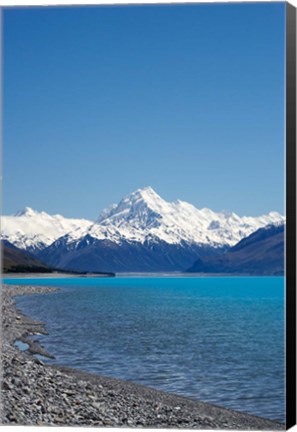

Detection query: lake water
(5, 276), (285, 422)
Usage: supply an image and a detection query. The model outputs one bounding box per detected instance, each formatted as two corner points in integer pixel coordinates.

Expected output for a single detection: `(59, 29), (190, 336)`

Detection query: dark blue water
(5, 276), (285, 422)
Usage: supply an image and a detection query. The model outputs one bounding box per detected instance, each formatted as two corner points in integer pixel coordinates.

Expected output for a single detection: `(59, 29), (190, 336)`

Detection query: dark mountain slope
(2, 240), (116, 276)
(188, 224), (285, 275)
(39, 236), (227, 273)
(2, 240), (52, 273)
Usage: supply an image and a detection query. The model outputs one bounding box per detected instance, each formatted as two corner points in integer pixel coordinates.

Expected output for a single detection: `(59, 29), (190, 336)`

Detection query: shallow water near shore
(5, 276), (285, 423)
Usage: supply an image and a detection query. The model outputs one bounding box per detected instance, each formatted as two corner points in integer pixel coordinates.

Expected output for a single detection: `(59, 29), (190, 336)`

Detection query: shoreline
(1, 284), (284, 429)
(3, 272), (285, 278)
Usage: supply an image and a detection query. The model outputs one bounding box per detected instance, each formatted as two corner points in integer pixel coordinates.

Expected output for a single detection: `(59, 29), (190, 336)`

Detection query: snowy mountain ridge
(1, 208), (92, 252)
(1, 186), (285, 252)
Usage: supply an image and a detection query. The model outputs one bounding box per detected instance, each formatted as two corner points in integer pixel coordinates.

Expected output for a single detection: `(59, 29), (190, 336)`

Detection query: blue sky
(3, 3), (285, 219)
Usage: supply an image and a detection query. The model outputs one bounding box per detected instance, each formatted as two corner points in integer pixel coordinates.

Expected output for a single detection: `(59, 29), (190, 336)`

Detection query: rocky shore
(1, 284), (284, 429)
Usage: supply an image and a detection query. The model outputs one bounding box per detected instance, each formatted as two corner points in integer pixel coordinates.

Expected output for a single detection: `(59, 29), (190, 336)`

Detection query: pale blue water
(5, 276), (285, 423)
(14, 340), (30, 351)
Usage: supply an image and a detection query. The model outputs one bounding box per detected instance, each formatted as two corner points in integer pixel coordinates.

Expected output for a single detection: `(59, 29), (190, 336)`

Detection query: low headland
(2, 239), (115, 276)
(1, 284), (284, 429)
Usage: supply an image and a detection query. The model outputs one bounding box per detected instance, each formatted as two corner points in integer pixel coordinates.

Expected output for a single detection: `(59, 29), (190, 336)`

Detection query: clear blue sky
(3, 3), (285, 219)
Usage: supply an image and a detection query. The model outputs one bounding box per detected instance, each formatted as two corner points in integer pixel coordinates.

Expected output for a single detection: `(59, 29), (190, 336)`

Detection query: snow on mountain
(1, 207), (92, 252)
(80, 186), (285, 247)
(1, 187), (285, 252)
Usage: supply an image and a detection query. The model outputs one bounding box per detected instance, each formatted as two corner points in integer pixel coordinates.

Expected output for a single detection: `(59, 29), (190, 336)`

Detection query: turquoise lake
(4, 276), (285, 422)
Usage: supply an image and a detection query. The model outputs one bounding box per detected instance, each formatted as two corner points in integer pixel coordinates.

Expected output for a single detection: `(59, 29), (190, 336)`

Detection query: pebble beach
(1, 284), (285, 429)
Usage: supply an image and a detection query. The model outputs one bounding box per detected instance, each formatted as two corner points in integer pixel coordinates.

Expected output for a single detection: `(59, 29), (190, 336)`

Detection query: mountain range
(1, 187), (285, 273)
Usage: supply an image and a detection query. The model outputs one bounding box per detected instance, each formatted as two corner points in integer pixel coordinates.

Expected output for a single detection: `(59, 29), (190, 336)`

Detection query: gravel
(1, 284), (285, 429)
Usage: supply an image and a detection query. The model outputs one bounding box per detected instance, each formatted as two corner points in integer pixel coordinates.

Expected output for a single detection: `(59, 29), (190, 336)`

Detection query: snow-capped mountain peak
(2, 187), (286, 254)
(97, 187), (165, 229)
(99, 187), (163, 215)
(15, 207), (40, 217)
(92, 187), (285, 247)
(131, 186), (160, 199)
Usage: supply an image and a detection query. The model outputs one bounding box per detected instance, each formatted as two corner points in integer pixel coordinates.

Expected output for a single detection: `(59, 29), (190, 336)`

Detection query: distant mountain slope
(40, 237), (222, 273)
(2, 240), (52, 273)
(188, 224), (285, 275)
